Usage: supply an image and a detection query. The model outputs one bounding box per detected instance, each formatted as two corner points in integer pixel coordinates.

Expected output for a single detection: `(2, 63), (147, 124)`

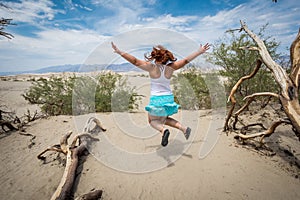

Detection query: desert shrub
(23, 72), (140, 115)
(111, 76), (142, 112)
(95, 72), (120, 112)
(94, 72), (141, 112)
(207, 24), (282, 107)
(172, 67), (216, 110)
(72, 76), (97, 115)
(23, 76), (75, 115)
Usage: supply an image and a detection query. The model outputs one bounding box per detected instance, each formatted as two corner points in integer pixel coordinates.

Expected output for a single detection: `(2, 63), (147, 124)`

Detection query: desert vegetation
(208, 23), (282, 108)
(172, 67), (224, 110)
(22, 72), (141, 116)
(218, 21), (299, 145)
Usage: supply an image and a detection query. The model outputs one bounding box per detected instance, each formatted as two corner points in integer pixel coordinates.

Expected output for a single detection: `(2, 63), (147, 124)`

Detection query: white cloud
(201, 5), (244, 27)
(86, 27), (201, 66)
(110, 14), (199, 35)
(0, 0), (59, 24)
(1, 0), (299, 72)
(144, 14), (198, 27)
(0, 28), (109, 71)
(187, 0), (300, 53)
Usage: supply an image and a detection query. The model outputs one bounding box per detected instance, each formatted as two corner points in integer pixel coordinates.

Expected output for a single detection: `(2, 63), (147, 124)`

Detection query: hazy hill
(0, 61), (223, 76)
(0, 63), (142, 76)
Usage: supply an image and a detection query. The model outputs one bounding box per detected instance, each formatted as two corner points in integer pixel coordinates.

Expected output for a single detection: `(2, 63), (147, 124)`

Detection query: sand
(0, 73), (299, 200)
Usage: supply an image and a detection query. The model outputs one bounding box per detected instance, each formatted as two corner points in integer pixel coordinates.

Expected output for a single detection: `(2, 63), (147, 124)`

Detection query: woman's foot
(161, 129), (170, 147)
(184, 127), (191, 140)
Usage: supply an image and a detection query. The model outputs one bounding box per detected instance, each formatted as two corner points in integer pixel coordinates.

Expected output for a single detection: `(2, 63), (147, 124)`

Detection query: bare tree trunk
(236, 21), (300, 140)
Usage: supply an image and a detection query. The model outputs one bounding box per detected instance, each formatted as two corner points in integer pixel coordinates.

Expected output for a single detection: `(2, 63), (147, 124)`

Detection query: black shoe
(184, 127), (191, 140)
(161, 129), (170, 147)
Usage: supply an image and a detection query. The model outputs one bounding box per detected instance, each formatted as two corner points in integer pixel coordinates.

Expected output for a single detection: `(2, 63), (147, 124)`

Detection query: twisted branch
(224, 59), (262, 131)
(290, 28), (300, 88)
(234, 120), (291, 144)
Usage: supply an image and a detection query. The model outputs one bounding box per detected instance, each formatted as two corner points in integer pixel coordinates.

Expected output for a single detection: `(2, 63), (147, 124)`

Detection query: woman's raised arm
(170, 43), (210, 70)
(111, 42), (153, 72)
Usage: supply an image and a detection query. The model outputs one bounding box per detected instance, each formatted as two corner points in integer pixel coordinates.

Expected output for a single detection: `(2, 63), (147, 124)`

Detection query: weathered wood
(38, 117), (105, 200)
(83, 117), (107, 133)
(75, 189), (103, 200)
(37, 145), (63, 160)
(60, 131), (73, 154)
(290, 28), (300, 88)
(0, 120), (18, 132)
(240, 21), (292, 98)
(234, 92), (279, 116)
(223, 59), (262, 131)
(239, 21), (300, 139)
(234, 120), (290, 142)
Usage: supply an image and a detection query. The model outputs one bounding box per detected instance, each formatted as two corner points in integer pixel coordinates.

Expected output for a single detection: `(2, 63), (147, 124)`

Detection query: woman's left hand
(199, 43), (210, 54)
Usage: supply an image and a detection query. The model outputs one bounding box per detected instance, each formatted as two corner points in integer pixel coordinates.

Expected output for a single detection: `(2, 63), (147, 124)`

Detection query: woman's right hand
(111, 42), (123, 55)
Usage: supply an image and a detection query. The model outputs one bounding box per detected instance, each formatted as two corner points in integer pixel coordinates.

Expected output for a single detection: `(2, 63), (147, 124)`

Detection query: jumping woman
(111, 42), (210, 147)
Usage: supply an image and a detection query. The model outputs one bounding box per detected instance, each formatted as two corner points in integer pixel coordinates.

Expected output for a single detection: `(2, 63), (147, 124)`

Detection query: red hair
(145, 45), (177, 65)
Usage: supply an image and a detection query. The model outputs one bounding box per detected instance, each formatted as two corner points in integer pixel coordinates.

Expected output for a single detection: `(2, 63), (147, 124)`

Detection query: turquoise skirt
(145, 94), (180, 117)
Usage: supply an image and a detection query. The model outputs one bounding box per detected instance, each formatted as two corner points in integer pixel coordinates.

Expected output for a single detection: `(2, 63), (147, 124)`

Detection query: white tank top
(150, 65), (173, 96)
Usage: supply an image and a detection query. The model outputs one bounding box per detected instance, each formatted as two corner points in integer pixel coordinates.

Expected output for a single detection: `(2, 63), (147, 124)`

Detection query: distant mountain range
(0, 61), (224, 76)
(0, 63), (142, 76)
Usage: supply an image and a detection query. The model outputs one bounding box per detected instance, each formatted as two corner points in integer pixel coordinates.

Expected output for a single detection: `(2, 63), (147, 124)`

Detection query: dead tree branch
(0, 3), (15, 39)
(239, 46), (259, 51)
(0, 18), (15, 39)
(234, 92), (280, 116)
(0, 119), (17, 132)
(234, 120), (291, 144)
(224, 59), (262, 131)
(37, 117), (106, 200)
(240, 21), (292, 98)
(0, 108), (43, 148)
(75, 189), (103, 200)
(228, 92), (280, 130)
(290, 28), (300, 89)
(243, 92), (280, 100)
(230, 21), (300, 140)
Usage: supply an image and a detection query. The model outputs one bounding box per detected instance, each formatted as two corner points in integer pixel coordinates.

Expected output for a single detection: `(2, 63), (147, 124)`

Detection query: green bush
(111, 76), (142, 112)
(172, 67), (225, 110)
(23, 76), (75, 115)
(207, 24), (281, 107)
(23, 72), (141, 115)
(72, 76), (97, 115)
(94, 72), (141, 112)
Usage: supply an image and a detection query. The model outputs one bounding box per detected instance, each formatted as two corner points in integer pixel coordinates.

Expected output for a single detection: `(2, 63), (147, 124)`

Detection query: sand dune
(0, 73), (299, 200)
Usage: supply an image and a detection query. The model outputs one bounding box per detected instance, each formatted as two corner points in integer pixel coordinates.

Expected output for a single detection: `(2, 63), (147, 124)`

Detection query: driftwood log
(37, 117), (106, 200)
(225, 21), (300, 143)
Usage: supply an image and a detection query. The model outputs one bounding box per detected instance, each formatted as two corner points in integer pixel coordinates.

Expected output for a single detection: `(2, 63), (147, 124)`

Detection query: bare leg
(165, 116), (191, 140)
(165, 117), (187, 133)
(148, 114), (170, 146)
(148, 114), (167, 134)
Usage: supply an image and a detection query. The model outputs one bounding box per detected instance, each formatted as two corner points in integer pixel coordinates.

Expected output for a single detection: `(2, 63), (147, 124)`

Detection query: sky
(0, 0), (299, 72)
